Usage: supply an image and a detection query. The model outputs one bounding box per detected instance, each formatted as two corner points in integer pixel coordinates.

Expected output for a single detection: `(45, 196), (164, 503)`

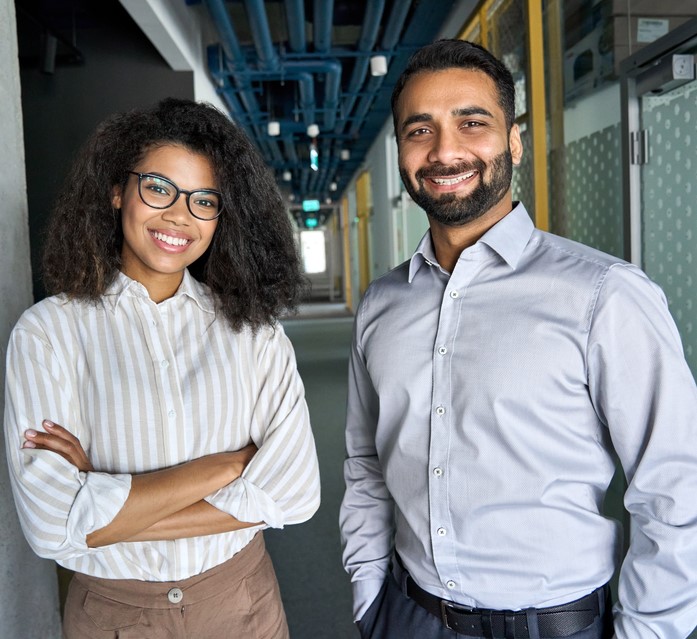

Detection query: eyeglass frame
(126, 171), (224, 221)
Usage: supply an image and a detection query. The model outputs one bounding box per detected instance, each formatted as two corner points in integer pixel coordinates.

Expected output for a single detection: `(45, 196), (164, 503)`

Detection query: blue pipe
(348, 0), (414, 137)
(284, 0), (306, 53)
(203, 0), (244, 71)
(244, 0), (280, 71)
(313, 0), (333, 54)
(339, 0), (385, 131)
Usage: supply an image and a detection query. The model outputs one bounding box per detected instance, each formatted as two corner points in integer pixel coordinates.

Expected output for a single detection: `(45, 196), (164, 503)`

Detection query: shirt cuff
(66, 471), (132, 551)
(353, 577), (387, 622)
(205, 476), (285, 529)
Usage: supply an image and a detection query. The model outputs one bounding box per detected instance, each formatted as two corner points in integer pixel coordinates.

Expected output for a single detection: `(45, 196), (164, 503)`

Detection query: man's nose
(427, 128), (466, 165)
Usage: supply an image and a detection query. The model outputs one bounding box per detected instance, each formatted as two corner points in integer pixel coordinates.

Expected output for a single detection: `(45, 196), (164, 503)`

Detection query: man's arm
(587, 264), (697, 638)
(339, 308), (396, 622)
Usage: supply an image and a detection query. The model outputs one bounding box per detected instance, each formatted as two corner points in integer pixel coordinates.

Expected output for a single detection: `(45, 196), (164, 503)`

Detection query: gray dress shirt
(340, 203), (697, 638)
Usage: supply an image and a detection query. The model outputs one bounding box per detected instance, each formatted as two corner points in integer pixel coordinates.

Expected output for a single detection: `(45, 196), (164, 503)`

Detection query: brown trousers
(62, 532), (289, 639)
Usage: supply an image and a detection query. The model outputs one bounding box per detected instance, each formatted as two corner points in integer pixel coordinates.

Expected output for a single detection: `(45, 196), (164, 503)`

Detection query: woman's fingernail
(25, 429), (37, 438)
(22, 441), (36, 449)
(43, 420), (54, 429)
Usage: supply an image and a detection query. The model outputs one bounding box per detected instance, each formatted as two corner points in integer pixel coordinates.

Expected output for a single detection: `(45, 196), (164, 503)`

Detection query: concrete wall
(0, 0), (62, 636)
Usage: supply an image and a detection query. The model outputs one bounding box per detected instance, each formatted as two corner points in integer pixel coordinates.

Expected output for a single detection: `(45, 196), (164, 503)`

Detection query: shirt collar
(408, 202), (534, 282)
(103, 269), (216, 314)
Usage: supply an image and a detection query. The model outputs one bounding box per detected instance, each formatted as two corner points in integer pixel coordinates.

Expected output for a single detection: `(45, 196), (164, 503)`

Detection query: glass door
(621, 18), (697, 638)
(621, 17), (697, 380)
(640, 74), (697, 377)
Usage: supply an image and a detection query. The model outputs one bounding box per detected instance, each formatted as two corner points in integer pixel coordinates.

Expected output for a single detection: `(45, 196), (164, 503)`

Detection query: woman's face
(112, 144), (219, 302)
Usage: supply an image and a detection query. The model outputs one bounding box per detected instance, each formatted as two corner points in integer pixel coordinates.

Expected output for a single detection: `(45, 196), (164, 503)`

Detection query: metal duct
(284, 0), (306, 53)
(244, 0), (280, 71)
(313, 0), (333, 54)
(338, 0), (386, 134)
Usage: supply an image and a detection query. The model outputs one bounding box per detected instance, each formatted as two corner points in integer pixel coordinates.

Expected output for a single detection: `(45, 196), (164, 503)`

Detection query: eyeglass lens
(137, 174), (222, 220)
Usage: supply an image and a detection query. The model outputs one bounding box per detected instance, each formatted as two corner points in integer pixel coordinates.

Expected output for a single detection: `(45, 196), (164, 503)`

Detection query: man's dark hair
(43, 98), (304, 331)
(391, 39), (516, 132)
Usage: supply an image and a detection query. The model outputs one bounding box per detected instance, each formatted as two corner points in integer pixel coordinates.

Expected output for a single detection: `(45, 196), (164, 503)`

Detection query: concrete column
(0, 0), (62, 636)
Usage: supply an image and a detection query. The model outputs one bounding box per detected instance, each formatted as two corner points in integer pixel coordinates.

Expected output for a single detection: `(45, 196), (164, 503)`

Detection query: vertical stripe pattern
(4, 270), (320, 580)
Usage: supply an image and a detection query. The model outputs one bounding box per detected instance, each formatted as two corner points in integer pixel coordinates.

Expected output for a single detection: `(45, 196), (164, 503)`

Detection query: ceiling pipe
(244, 1), (340, 130)
(313, 0), (333, 54)
(347, 0), (413, 137)
(284, 0), (306, 53)
(244, 0), (280, 71)
(337, 0), (386, 134)
(204, 0), (245, 71)
(282, 135), (299, 164)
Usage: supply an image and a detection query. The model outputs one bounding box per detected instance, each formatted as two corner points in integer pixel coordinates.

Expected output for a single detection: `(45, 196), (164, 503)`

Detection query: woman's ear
(111, 184), (122, 210)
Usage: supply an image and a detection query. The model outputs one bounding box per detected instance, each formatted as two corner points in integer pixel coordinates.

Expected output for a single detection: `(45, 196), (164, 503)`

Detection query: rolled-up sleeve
(587, 264), (697, 638)
(4, 326), (131, 561)
(205, 325), (320, 528)
(340, 295), (395, 621)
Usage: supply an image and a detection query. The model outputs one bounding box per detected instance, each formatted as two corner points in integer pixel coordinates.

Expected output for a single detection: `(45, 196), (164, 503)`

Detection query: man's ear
(509, 124), (523, 166)
(111, 184), (122, 210)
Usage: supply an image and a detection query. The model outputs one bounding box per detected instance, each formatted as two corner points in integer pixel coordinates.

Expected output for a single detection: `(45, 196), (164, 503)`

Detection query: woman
(4, 98), (320, 638)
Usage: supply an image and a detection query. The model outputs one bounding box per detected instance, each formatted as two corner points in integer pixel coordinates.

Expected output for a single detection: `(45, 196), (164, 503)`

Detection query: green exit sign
(302, 199), (320, 212)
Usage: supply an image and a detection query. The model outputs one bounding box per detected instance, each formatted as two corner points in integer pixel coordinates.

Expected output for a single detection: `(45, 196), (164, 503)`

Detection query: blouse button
(433, 467), (443, 477)
(437, 527), (447, 537)
(449, 290), (459, 299)
(435, 406), (445, 416)
(438, 346), (447, 355)
(446, 580), (456, 590)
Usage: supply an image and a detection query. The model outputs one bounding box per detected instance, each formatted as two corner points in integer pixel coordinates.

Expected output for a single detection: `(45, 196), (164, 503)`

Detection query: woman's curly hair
(43, 98), (304, 331)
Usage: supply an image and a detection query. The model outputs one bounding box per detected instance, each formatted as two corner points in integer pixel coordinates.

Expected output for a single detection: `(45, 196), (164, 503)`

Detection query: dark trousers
(357, 574), (614, 639)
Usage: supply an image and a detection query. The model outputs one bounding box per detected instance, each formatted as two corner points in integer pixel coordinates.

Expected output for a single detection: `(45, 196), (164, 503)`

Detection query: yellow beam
(356, 171), (372, 295)
(526, 0), (549, 231)
(341, 196), (353, 312)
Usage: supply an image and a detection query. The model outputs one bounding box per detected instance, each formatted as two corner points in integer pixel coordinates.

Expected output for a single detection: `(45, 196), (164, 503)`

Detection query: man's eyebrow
(400, 113), (432, 132)
(452, 106), (494, 118)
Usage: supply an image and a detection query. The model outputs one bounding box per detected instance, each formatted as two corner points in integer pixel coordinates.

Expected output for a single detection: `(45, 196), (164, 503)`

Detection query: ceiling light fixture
(370, 55), (388, 77)
(340, 149), (350, 161)
(307, 123), (320, 138)
(282, 170), (292, 181)
(267, 120), (280, 136)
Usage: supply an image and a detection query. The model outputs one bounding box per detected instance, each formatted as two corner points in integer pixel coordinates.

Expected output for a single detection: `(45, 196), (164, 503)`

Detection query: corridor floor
(266, 314), (356, 638)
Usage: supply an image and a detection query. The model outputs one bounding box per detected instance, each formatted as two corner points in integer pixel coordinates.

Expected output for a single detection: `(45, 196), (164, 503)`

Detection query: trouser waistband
(73, 531), (266, 609)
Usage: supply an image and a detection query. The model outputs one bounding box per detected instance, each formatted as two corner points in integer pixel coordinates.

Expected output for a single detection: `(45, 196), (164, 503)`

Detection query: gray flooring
(266, 315), (356, 639)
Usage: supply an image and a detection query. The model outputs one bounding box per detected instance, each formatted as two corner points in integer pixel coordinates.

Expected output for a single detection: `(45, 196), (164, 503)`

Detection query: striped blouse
(4, 270), (320, 580)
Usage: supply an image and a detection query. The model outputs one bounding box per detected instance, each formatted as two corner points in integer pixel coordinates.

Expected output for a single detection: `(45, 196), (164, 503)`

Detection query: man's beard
(399, 149), (513, 227)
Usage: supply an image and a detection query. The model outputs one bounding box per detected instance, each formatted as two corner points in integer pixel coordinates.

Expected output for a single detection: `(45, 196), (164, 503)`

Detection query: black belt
(405, 575), (602, 638)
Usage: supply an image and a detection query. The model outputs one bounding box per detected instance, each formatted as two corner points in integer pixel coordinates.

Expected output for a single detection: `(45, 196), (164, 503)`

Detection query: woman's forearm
(87, 446), (256, 547)
(125, 500), (260, 542)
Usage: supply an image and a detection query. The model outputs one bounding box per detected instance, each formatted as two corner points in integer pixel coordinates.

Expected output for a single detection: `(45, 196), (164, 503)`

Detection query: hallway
(267, 314), (356, 638)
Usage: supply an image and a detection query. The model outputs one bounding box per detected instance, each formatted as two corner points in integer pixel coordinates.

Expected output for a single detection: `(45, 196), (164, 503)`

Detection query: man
(340, 39), (697, 639)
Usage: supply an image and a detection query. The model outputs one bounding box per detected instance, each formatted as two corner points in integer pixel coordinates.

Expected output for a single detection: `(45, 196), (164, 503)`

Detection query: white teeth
(432, 171), (476, 185)
(153, 231), (189, 246)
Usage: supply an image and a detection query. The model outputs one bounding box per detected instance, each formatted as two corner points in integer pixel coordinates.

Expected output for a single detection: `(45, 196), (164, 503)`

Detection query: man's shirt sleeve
(340, 292), (396, 622)
(587, 264), (697, 638)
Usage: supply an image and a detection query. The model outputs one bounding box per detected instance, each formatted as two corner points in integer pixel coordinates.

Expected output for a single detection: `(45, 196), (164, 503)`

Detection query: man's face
(395, 68), (522, 227)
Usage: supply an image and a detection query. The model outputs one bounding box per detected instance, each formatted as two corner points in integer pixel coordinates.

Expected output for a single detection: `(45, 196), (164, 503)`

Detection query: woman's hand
(23, 420), (94, 472)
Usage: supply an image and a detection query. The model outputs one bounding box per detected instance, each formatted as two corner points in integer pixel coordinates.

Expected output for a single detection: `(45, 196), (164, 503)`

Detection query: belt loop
(505, 612), (515, 639)
(525, 608), (540, 639)
(481, 611), (494, 639)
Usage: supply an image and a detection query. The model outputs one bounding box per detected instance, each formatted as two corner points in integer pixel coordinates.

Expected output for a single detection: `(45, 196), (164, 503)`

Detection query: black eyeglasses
(128, 171), (223, 221)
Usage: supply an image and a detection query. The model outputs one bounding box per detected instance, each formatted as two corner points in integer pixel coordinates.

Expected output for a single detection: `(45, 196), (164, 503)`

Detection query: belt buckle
(440, 599), (474, 631)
